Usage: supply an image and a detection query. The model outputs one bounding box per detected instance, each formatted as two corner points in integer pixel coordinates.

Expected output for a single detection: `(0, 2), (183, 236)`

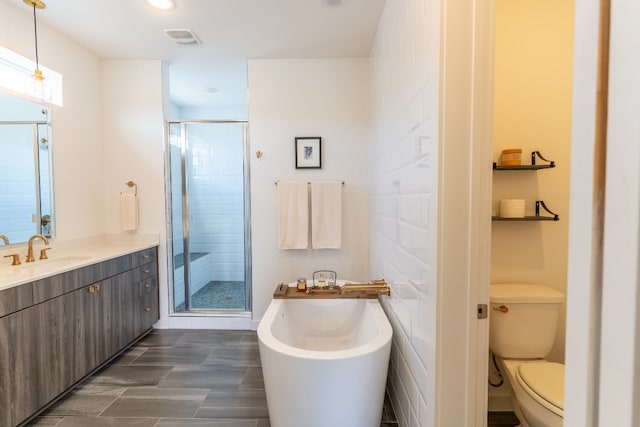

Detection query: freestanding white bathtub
(257, 292), (392, 427)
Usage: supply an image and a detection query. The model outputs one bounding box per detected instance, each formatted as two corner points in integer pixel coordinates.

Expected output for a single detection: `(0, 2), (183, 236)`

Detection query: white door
(565, 0), (640, 426)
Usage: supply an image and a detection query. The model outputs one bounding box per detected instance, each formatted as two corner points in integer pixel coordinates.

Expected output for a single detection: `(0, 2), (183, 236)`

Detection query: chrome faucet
(26, 234), (49, 262)
(0, 234), (8, 245)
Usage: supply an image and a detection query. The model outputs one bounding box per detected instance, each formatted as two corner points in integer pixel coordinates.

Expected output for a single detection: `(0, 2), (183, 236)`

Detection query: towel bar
(275, 180), (344, 186)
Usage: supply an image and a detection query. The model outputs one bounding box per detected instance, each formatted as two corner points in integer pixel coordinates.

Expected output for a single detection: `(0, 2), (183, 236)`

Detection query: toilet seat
(516, 362), (565, 418)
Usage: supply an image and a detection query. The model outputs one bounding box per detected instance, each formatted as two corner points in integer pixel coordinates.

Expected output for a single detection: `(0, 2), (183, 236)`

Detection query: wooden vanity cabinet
(0, 247), (159, 427)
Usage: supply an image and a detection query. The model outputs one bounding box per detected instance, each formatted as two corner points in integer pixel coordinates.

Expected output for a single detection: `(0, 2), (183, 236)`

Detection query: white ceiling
(14, 0), (385, 109)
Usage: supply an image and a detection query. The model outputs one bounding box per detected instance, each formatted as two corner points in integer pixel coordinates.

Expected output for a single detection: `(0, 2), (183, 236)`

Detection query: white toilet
(489, 283), (565, 427)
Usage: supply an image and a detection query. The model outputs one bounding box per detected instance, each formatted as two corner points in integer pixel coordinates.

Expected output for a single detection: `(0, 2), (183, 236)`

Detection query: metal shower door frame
(165, 119), (252, 314)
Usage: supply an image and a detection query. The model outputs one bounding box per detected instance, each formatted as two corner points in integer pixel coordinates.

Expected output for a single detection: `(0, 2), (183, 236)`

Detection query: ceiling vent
(164, 29), (201, 45)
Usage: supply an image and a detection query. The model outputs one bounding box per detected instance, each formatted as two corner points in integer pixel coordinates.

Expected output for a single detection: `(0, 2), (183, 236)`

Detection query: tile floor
(28, 329), (398, 427)
(487, 411), (520, 427)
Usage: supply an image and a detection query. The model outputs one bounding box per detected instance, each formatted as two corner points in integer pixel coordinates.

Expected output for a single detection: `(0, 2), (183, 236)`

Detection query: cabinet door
(0, 316), (10, 427)
(0, 309), (39, 426)
(33, 295), (77, 409)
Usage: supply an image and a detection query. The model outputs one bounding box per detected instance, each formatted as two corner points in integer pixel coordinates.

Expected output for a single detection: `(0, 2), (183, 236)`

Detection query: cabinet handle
(143, 254), (150, 259)
(144, 307), (151, 312)
(95, 284), (100, 292)
(143, 269), (150, 274)
(88, 285), (95, 293)
(144, 283), (151, 288)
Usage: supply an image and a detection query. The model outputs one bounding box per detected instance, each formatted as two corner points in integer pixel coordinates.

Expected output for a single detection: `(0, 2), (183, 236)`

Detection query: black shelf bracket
(536, 200), (559, 221)
(531, 151), (555, 168)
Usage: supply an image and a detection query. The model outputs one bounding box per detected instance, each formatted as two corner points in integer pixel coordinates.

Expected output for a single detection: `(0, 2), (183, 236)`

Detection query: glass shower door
(168, 121), (251, 313)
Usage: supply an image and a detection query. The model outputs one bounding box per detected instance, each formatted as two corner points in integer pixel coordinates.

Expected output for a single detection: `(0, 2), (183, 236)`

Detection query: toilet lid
(517, 362), (564, 415)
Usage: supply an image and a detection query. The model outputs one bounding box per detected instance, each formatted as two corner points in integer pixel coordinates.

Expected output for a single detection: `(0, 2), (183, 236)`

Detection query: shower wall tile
(173, 124), (247, 282)
(369, 0), (440, 425)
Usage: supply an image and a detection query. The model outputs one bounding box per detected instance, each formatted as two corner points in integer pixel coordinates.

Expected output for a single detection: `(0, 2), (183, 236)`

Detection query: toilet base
(497, 358), (562, 427)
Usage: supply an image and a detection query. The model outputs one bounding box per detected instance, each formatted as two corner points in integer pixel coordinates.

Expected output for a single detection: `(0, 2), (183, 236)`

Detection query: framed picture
(295, 137), (322, 169)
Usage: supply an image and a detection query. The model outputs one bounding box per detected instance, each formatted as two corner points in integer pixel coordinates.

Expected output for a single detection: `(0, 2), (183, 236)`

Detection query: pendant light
(23, 0), (50, 101)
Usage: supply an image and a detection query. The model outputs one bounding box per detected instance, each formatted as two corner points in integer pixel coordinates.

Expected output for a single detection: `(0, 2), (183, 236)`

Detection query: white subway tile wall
(370, 0), (440, 426)
(169, 124), (245, 279)
(187, 124), (245, 282)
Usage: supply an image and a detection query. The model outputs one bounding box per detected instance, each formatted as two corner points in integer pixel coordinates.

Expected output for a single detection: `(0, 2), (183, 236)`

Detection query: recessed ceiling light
(147, 0), (175, 10)
(321, 0), (342, 6)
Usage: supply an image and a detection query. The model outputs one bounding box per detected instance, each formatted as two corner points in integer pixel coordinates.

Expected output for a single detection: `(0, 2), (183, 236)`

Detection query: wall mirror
(0, 91), (54, 245)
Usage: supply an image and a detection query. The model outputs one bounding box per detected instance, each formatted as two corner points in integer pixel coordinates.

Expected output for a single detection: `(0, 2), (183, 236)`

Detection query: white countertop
(0, 235), (159, 291)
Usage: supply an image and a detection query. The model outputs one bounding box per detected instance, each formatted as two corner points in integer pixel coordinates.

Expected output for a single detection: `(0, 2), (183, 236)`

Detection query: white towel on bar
(311, 181), (342, 249)
(277, 181), (309, 250)
(120, 192), (139, 231)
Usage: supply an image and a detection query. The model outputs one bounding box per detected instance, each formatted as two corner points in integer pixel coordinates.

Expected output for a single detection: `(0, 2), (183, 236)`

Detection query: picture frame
(295, 137), (322, 169)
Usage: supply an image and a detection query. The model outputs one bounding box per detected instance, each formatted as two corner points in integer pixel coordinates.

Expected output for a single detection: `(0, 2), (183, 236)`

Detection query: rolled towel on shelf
(120, 192), (139, 231)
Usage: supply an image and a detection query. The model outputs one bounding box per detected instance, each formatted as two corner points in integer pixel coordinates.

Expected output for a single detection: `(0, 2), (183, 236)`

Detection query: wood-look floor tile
(195, 406), (269, 418)
(240, 367), (265, 389)
(25, 416), (64, 426)
(201, 389), (268, 409)
(157, 419), (260, 427)
(487, 411), (520, 427)
(89, 365), (173, 388)
(42, 393), (119, 417)
(45, 416), (159, 426)
(100, 387), (207, 419)
(173, 331), (248, 348)
(131, 346), (210, 366)
(158, 366), (248, 389)
(137, 330), (187, 348)
(111, 347), (150, 366)
(203, 345), (261, 367)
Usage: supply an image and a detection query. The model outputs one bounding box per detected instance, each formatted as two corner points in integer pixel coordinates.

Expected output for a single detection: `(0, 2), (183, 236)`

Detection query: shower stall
(166, 120), (251, 313)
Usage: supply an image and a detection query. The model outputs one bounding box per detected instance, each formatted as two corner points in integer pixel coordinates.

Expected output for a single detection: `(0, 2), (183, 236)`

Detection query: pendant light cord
(32, 3), (39, 70)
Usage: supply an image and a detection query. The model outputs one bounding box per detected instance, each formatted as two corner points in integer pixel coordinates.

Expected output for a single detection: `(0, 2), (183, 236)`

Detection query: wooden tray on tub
(272, 280), (389, 299)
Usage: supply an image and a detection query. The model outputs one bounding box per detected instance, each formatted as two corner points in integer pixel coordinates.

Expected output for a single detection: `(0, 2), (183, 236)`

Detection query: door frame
(436, 0), (494, 424)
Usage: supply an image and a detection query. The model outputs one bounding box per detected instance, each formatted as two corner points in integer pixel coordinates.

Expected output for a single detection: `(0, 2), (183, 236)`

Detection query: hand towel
(120, 192), (139, 231)
(311, 181), (342, 249)
(277, 181), (309, 250)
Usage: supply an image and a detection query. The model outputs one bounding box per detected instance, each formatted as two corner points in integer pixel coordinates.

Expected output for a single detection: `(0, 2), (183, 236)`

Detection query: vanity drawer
(137, 277), (157, 297)
(131, 247), (157, 268)
(133, 263), (156, 282)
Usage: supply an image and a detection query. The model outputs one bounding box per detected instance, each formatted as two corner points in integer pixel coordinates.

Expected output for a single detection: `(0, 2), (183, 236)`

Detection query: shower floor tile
(175, 281), (246, 311)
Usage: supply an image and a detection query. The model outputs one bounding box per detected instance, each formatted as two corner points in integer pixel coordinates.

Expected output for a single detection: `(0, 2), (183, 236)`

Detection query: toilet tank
(489, 284), (565, 359)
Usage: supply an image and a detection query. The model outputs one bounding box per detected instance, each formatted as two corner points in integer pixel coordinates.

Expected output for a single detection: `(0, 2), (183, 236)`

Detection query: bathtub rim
(257, 296), (392, 361)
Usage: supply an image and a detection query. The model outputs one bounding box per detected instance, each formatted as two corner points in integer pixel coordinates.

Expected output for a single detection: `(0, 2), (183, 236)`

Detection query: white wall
(101, 60), (169, 324)
(0, 1), (104, 245)
(369, 0), (440, 425)
(248, 58), (371, 322)
(491, 0), (574, 364)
